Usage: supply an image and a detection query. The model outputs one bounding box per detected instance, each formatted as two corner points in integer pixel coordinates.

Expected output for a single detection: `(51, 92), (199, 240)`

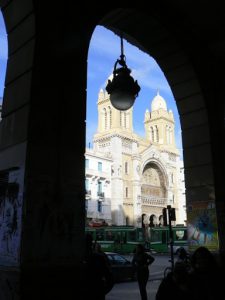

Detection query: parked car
(105, 252), (136, 282)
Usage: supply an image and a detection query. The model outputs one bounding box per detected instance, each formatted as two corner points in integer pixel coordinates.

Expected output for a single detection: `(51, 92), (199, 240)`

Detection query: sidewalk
(106, 279), (161, 300)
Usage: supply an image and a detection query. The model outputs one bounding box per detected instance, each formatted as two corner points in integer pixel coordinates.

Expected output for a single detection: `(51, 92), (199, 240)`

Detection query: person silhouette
(188, 246), (222, 300)
(176, 247), (191, 271)
(83, 234), (114, 300)
(156, 261), (191, 300)
(132, 244), (155, 300)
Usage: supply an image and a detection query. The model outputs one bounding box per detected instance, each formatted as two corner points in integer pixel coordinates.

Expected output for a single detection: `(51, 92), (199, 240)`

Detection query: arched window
(125, 187), (128, 198)
(125, 112), (129, 128)
(166, 125), (169, 144)
(121, 111), (125, 127)
(166, 125), (172, 144)
(102, 108), (107, 130)
(169, 127), (173, 144)
(108, 106), (112, 129)
(150, 126), (154, 142)
(171, 173), (174, 184)
(149, 214), (157, 227)
(125, 162), (128, 174)
(155, 125), (159, 142)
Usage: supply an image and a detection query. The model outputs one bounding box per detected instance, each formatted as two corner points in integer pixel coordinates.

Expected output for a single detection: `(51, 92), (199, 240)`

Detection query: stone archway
(149, 214), (157, 227)
(141, 162), (167, 223)
(99, 8), (225, 250)
(0, 3), (225, 299)
(159, 215), (163, 226)
(142, 163), (167, 199)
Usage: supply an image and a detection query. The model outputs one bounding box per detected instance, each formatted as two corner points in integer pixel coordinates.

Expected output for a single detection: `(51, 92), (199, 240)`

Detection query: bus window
(114, 232), (121, 243)
(162, 231), (167, 244)
(174, 230), (187, 241)
(105, 230), (115, 241)
(127, 230), (136, 242)
(137, 229), (144, 242)
(96, 229), (104, 241)
(151, 230), (162, 243)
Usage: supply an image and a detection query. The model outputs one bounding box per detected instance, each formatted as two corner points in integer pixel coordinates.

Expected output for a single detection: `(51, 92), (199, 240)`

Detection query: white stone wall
(85, 149), (112, 222)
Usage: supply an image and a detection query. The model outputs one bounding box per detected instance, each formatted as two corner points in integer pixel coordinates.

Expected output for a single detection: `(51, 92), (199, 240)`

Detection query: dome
(151, 91), (167, 111)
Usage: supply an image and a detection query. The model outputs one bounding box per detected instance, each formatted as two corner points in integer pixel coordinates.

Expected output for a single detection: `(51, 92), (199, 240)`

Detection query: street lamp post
(106, 34), (140, 111)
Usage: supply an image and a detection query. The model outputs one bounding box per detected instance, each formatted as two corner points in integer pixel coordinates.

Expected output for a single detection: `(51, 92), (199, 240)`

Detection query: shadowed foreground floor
(106, 280), (161, 300)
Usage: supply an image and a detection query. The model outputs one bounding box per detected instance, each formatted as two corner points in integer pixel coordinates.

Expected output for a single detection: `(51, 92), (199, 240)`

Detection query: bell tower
(144, 91), (176, 151)
(97, 88), (133, 134)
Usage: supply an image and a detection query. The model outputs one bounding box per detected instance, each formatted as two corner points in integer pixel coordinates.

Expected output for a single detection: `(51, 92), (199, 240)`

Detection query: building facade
(86, 89), (186, 227)
(85, 148), (112, 224)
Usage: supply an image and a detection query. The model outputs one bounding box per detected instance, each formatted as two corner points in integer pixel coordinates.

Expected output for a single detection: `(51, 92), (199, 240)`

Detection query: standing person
(132, 244), (155, 300)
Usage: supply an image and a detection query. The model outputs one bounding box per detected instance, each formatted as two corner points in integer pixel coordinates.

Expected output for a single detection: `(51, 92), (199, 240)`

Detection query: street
(106, 254), (172, 300)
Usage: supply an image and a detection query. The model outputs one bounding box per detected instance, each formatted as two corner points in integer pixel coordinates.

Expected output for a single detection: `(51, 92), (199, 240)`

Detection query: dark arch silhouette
(0, 4), (224, 299)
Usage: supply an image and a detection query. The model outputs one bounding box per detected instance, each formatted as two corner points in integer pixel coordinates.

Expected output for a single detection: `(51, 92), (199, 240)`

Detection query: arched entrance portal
(141, 163), (167, 226)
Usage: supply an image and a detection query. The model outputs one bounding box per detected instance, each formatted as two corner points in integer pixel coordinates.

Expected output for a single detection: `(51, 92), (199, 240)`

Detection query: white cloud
(90, 26), (161, 73)
(132, 66), (171, 95)
(89, 27), (120, 58)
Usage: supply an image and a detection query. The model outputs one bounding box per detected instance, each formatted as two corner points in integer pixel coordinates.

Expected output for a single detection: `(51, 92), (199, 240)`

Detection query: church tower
(97, 88), (133, 134)
(94, 88), (139, 225)
(144, 91), (176, 152)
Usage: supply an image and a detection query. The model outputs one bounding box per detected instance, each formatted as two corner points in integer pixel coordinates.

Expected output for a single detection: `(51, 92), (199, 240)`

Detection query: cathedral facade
(86, 89), (186, 227)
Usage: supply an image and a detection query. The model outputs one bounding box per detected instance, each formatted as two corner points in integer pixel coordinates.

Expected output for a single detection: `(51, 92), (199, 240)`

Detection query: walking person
(132, 244), (155, 300)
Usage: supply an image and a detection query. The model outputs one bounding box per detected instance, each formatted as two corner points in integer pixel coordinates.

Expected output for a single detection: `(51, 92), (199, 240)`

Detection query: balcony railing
(141, 196), (167, 207)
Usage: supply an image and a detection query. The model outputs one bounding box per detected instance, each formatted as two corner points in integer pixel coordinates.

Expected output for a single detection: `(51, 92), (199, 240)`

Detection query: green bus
(150, 225), (188, 253)
(85, 224), (187, 254)
(86, 226), (145, 254)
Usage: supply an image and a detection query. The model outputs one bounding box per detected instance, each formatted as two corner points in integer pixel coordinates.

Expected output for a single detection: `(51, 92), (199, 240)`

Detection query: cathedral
(85, 89), (186, 227)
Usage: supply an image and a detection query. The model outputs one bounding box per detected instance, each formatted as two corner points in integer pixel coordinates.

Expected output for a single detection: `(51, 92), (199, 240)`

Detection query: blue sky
(87, 26), (183, 154)
(0, 11), (183, 155)
(0, 10), (7, 101)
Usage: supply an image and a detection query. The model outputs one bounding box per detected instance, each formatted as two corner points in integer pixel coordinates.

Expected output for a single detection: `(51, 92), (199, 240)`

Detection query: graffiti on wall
(187, 201), (219, 252)
(0, 167), (24, 266)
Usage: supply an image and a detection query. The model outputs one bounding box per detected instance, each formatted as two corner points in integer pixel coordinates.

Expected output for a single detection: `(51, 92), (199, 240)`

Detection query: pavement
(106, 279), (161, 300)
(106, 253), (169, 300)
